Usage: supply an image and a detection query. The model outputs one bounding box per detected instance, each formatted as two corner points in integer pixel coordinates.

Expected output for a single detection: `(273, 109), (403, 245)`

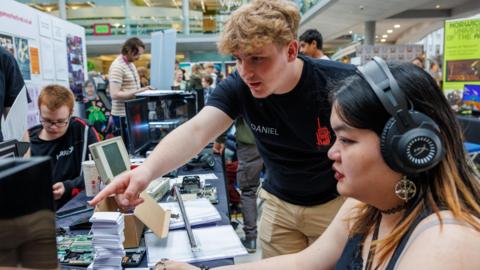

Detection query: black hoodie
(29, 117), (99, 207)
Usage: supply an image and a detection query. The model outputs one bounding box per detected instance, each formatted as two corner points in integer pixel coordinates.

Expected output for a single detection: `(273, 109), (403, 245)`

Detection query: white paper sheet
(145, 225), (247, 266)
(160, 198), (221, 229)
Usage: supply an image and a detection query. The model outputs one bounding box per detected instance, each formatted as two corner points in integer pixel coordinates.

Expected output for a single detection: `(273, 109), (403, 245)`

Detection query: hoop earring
(394, 176), (416, 202)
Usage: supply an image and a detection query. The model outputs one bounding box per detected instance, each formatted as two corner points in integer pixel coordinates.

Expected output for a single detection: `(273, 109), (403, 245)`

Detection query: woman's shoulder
(396, 211), (480, 269)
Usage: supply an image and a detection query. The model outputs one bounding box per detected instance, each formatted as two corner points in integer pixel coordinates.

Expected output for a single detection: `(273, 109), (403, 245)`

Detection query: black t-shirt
(29, 117), (99, 207)
(207, 55), (356, 206)
(0, 47), (24, 141)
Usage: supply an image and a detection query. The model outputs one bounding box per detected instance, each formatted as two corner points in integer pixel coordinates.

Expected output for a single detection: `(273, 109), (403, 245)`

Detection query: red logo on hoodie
(316, 117), (331, 146)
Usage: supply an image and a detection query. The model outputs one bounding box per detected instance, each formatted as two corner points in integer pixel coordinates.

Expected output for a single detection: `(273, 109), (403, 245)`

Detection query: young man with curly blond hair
(91, 0), (355, 258)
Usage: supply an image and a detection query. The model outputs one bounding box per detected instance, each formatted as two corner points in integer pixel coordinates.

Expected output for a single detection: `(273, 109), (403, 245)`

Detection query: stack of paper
(88, 212), (125, 270)
(145, 225), (247, 266)
(160, 198), (221, 229)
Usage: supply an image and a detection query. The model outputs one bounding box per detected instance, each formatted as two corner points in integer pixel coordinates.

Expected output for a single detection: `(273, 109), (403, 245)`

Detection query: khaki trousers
(259, 189), (345, 258)
(0, 210), (58, 269)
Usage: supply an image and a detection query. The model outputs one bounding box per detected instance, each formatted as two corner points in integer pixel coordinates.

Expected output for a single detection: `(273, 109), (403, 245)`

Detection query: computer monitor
(89, 136), (130, 184)
(0, 139), (18, 159)
(125, 98), (151, 155)
(0, 157), (58, 268)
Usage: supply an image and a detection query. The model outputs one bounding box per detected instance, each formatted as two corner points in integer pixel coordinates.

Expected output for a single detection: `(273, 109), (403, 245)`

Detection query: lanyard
(122, 56), (139, 88)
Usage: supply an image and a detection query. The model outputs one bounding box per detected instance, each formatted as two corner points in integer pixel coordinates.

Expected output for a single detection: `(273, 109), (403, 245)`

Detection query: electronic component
(122, 247), (146, 267)
(181, 176), (201, 193)
(146, 177), (170, 200)
(175, 176), (218, 204)
(58, 235), (146, 267)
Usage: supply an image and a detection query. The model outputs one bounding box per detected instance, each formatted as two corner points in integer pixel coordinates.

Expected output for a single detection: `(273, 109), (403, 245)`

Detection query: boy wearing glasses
(27, 85), (100, 207)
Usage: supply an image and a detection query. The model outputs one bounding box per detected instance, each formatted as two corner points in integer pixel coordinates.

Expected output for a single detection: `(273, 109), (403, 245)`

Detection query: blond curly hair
(218, 0), (300, 55)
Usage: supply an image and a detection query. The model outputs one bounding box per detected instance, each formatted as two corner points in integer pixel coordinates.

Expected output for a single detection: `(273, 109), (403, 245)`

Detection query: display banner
(443, 18), (480, 92)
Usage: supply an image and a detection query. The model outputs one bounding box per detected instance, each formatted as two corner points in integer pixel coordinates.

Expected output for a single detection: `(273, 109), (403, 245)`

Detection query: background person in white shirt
(299, 29), (330, 60)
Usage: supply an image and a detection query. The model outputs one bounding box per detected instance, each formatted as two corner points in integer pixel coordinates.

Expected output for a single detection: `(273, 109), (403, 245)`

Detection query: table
(57, 155), (234, 269)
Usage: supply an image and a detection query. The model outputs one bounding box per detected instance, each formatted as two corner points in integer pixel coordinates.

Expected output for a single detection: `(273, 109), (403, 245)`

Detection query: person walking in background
(235, 117), (264, 253)
(108, 37), (152, 146)
(204, 62), (218, 88)
(137, 66), (150, 88)
(299, 29), (329, 60)
(188, 64), (204, 91)
(201, 75), (214, 103)
(172, 69), (187, 90)
(411, 56), (424, 69)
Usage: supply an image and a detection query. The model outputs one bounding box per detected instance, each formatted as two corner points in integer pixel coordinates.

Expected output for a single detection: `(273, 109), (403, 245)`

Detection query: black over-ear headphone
(356, 57), (444, 174)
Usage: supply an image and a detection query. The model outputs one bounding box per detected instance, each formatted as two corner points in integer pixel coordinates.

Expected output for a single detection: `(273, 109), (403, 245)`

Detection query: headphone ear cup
(380, 117), (402, 172)
(381, 111), (444, 174)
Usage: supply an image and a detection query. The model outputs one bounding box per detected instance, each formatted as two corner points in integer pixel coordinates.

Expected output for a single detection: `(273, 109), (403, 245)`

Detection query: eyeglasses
(40, 117), (70, 128)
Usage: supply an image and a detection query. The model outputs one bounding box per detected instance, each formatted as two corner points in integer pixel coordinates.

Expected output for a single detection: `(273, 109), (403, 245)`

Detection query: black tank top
(335, 209), (433, 270)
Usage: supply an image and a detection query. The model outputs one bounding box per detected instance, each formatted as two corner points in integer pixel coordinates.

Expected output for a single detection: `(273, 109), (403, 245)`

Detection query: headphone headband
(356, 57), (444, 174)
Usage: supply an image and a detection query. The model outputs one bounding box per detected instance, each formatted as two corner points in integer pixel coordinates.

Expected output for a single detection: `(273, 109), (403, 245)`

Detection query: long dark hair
(331, 61), (480, 265)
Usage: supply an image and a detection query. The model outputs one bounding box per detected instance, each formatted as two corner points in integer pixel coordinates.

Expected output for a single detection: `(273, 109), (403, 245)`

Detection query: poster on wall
(443, 18), (480, 93)
(40, 37), (54, 80)
(54, 41), (68, 81)
(356, 45), (423, 65)
(14, 37), (31, 80)
(30, 47), (40, 75)
(0, 34), (15, 55)
(38, 14), (52, 38)
(53, 24), (64, 41)
(66, 35), (85, 97)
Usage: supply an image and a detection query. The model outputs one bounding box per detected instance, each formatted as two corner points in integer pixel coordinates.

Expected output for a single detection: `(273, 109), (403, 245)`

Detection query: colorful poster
(0, 34), (15, 55)
(66, 35), (85, 97)
(14, 37), (31, 80)
(443, 18), (480, 92)
(30, 47), (40, 75)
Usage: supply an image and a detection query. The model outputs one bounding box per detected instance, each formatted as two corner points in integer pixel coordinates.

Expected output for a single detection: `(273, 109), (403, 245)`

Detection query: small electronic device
(122, 248), (146, 267)
(146, 177), (171, 200)
(181, 175), (201, 193)
(89, 137), (130, 184)
(175, 176), (219, 204)
(201, 183), (219, 204)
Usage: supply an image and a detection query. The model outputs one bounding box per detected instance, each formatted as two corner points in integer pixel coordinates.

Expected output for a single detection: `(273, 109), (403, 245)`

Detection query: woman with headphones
(157, 58), (480, 270)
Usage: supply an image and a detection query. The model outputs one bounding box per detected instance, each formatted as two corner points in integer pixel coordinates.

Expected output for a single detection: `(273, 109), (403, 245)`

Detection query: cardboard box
(95, 191), (170, 248)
